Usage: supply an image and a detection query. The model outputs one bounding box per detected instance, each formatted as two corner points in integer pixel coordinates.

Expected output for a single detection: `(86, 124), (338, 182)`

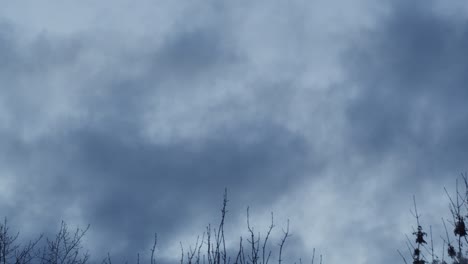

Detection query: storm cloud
(1, 1), (468, 264)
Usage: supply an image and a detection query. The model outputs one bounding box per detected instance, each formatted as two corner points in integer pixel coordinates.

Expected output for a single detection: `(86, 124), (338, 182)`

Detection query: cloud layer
(1, 1), (468, 263)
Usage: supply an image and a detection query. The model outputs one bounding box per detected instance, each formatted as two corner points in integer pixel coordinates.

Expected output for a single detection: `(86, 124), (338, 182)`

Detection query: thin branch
(397, 250), (408, 264)
(150, 234), (157, 264)
(278, 220), (290, 264)
(262, 213), (274, 264)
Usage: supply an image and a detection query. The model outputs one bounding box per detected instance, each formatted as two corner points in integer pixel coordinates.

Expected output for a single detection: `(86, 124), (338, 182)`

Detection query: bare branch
(278, 220), (290, 264)
(150, 234), (157, 264)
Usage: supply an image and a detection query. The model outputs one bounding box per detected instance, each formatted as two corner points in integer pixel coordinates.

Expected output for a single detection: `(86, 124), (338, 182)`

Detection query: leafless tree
(176, 189), (315, 264)
(0, 189), (317, 264)
(40, 221), (90, 264)
(0, 219), (43, 264)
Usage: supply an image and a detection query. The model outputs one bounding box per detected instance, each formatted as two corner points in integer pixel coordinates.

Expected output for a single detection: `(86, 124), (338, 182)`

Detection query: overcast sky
(1, 1), (468, 263)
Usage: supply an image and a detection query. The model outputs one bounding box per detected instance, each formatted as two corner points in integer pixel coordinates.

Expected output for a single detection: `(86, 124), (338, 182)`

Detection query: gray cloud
(0, 9), (318, 262)
(330, 1), (468, 262)
(344, 0), (468, 178)
(0, 114), (313, 261)
(1, 1), (468, 264)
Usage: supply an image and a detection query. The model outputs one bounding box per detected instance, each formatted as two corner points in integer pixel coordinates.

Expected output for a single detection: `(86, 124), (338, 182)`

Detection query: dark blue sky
(1, 1), (467, 263)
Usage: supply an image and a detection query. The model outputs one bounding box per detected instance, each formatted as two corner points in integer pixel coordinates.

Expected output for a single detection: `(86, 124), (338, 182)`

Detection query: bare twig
(397, 250), (408, 264)
(262, 213), (274, 264)
(278, 220), (290, 264)
(150, 234), (157, 264)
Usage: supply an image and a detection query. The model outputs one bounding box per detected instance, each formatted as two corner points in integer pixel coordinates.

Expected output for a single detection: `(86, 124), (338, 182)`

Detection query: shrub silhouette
(0, 190), (320, 264)
(0, 219), (88, 264)
(401, 175), (468, 264)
